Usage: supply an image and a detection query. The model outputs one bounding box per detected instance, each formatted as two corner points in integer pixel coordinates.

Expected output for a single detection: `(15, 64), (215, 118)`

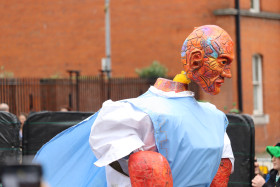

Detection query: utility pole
(235, 0), (243, 113)
(104, 0), (111, 78)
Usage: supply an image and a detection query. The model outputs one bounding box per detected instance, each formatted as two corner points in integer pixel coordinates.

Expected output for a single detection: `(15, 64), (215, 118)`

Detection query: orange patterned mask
(181, 25), (234, 95)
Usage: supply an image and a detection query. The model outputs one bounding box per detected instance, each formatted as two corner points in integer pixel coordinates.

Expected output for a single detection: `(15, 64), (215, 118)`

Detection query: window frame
(250, 0), (260, 12)
(252, 54), (263, 115)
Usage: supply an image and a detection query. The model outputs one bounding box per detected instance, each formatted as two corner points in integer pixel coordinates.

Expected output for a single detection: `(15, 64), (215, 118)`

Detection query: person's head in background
(0, 103), (9, 112)
(19, 113), (27, 126)
(59, 105), (71, 112)
(266, 142), (280, 172)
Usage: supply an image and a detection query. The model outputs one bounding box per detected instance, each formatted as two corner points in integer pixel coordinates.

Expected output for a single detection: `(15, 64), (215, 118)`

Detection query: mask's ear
(189, 49), (203, 71)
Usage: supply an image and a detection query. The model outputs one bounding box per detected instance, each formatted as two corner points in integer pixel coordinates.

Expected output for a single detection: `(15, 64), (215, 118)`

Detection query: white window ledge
(250, 8), (259, 13)
(213, 8), (280, 20)
(251, 114), (269, 125)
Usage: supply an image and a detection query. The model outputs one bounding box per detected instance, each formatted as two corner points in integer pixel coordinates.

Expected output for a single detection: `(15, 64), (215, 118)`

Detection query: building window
(251, 0), (260, 12)
(251, 54), (269, 125)
(252, 54), (263, 115)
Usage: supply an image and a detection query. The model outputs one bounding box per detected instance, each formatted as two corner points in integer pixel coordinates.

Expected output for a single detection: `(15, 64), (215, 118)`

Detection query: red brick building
(0, 0), (279, 152)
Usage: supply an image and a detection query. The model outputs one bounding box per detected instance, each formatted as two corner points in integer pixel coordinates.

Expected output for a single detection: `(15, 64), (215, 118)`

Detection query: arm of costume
(210, 132), (234, 187)
(222, 132), (235, 173)
(89, 100), (157, 186)
(128, 151), (173, 187)
(89, 99), (156, 167)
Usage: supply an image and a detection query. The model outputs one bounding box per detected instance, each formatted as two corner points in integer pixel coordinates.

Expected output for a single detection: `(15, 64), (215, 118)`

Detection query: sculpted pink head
(181, 25), (234, 95)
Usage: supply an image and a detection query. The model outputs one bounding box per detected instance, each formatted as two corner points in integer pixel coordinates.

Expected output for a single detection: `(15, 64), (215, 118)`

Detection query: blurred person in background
(252, 142), (280, 187)
(0, 103), (9, 112)
(18, 112), (27, 141)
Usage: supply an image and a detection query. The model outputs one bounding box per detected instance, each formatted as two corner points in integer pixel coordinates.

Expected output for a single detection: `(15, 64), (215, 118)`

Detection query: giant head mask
(181, 25), (234, 95)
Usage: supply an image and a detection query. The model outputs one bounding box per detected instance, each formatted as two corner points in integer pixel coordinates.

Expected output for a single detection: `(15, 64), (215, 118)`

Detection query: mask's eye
(220, 59), (228, 65)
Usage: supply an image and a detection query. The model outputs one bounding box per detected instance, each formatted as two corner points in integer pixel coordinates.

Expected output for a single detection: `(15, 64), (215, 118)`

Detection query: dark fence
(0, 77), (200, 116)
(0, 111), (21, 181)
(22, 111), (93, 156)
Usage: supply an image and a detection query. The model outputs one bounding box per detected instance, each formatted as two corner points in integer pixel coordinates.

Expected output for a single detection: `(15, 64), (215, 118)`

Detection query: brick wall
(0, 0), (236, 78)
(0, 0), (105, 77)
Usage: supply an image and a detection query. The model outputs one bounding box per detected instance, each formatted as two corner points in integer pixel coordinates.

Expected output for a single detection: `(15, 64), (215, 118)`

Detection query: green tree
(0, 66), (14, 78)
(135, 61), (168, 79)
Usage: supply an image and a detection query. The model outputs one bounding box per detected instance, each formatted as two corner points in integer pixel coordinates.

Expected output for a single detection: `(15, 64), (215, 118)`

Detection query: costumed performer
(35, 25), (234, 187)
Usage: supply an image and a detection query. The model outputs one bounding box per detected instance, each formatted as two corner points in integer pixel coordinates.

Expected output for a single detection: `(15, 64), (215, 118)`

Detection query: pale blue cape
(35, 90), (227, 187)
(34, 112), (107, 187)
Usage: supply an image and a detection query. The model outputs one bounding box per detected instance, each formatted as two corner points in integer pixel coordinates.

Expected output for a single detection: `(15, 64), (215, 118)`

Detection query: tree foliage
(135, 61), (168, 79)
(0, 66), (14, 78)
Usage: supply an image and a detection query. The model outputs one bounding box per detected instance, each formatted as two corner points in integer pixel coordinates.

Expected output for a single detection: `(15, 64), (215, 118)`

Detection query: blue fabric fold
(34, 112), (107, 187)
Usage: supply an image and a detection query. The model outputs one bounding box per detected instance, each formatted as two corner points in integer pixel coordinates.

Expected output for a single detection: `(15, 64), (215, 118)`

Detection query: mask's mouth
(215, 77), (224, 87)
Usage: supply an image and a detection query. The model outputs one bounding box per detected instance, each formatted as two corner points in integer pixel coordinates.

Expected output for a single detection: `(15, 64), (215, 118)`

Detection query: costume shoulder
(198, 100), (226, 112)
(198, 101), (228, 127)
